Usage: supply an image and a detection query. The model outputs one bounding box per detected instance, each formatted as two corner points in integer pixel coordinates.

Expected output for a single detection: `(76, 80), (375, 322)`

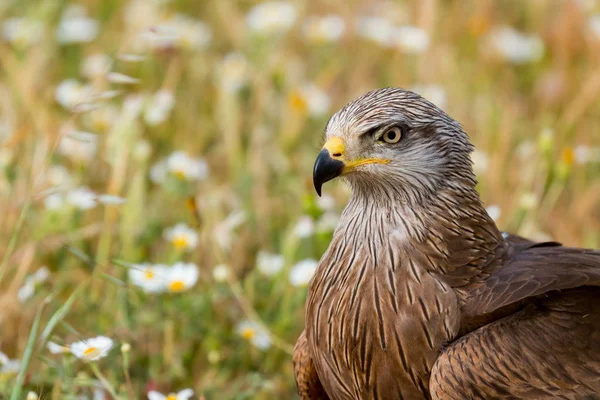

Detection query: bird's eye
(380, 127), (403, 144)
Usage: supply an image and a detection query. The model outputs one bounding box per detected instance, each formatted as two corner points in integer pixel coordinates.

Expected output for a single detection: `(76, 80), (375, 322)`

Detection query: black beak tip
(313, 149), (344, 197)
(315, 183), (322, 197)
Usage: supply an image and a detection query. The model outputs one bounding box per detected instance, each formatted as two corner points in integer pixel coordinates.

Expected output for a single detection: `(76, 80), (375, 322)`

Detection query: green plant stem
(90, 362), (120, 400)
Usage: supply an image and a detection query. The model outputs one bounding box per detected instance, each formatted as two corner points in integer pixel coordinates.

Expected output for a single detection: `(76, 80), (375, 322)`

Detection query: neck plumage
(339, 180), (504, 288)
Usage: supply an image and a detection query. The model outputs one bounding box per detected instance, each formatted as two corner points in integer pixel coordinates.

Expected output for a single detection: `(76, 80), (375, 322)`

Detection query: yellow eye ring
(381, 127), (402, 144)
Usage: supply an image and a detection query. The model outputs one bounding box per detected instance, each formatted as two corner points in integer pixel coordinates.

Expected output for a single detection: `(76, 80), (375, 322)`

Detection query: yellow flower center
(144, 270), (155, 279)
(173, 170), (186, 179)
(561, 147), (575, 166)
(166, 394), (177, 400)
(288, 91), (307, 114)
(241, 328), (255, 340)
(172, 236), (188, 249)
(93, 118), (110, 133)
(83, 347), (100, 359)
(169, 280), (186, 292)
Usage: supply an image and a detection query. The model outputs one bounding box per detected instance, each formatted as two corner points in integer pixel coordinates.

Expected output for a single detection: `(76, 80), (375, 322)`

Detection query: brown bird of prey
(293, 87), (600, 399)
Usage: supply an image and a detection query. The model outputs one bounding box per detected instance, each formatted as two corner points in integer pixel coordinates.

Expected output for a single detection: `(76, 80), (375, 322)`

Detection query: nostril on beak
(332, 153), (342, 157)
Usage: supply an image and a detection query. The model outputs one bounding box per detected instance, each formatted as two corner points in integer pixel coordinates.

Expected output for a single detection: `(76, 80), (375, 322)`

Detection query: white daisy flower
(289, 84), (330, 116)
(488, 26), (544, 64)
(17, 282), (35, 302)
(410, 85), (447, 109)
(70, 336), (114, 361)
(289, 259), (318, 287)
(84, 105), (119, 133)
(165, 262), (199, 293)
(26, 392), (38, 400)
(46, 165), (73, 189)
(150, 151), (209, 183)
(66, 187), (97, 210)
(56, 5), (99, 44)
(2, 18), (44, 47)
(218, 52), (249, 93)
(133, 140), (152, 161)
(93, 387), (106, 400)
(82, 53), (112, 79)
(589, 14), (600, 39)
(144, 89), (175, 126)
(574, 145), (600, 164)
(58, 127), (98, 162)
(246, 1), (297, 35)
(519, 192), (538, 210)
(0, 351), (20, 373)
(212, 264), (230, 282)
(128, 264), (168, 294)
(106, 72), (139, 85)
(300, 84), (331, 116)
(316, 212), (340, 233)
(33, 266), (50, 282)
(356, 16), (394, 47)
(148, 389), (194, 400)
(390, 26), (430, 54)
(44, 193), (65, 210)
(142, 15), (211, 51)
(302, 15), (345, 43)
(55, 79), (94, 111)
(256, 251), (285, 276)
(486, 205), (502, 222)
(470, 149), (489, 175)
(163, 223), (199, 251)
(293, 215), (315, 238)
(214, 210), (247, 250)
(316, 194), (336, 211)
(165, 151), (208, 181)
(47, 341), (70, 354)
(97, 194), (126, 205)
(18, 266), (51, 302)
(236, 320), (271, 350)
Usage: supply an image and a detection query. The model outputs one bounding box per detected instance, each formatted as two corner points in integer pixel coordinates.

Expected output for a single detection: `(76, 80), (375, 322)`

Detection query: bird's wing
(430, 287), (600, 399)
(460, 233), (600, 316)
(293, 330), (330, 400)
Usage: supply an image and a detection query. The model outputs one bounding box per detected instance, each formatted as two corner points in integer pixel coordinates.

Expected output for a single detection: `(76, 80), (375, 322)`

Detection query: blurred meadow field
(1, 0), (599, 398)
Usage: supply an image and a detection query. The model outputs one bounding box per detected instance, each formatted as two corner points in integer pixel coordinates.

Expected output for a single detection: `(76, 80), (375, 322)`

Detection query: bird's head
(313, 87), (476, 204)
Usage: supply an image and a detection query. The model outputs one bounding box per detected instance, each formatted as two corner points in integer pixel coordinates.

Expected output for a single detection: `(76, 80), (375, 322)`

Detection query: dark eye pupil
(387, 131), (396, 140)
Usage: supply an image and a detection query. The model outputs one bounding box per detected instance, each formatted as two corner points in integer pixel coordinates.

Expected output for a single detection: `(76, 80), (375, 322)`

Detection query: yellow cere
(322, 136), (345, 158)
(323, 136), (390, 172)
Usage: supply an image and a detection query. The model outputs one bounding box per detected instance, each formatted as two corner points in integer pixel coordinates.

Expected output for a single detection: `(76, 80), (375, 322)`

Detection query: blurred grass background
(1, 0), (599, 398)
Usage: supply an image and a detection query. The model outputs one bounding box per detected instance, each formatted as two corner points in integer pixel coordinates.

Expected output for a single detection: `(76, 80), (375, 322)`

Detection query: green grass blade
(39, 285), (83, 344)
(10, 298), (45, 400)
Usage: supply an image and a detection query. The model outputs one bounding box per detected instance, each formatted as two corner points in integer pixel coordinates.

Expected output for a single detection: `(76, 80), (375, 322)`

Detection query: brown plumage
(294, 87), (600, 399)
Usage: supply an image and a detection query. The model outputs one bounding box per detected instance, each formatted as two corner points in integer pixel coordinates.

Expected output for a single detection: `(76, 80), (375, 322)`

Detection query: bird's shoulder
(459, 232), (600, 317)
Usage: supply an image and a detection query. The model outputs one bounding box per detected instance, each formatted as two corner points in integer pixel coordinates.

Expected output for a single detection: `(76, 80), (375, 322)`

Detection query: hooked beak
(312, 136), (390, 196)
(313, 152), (345, 197)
